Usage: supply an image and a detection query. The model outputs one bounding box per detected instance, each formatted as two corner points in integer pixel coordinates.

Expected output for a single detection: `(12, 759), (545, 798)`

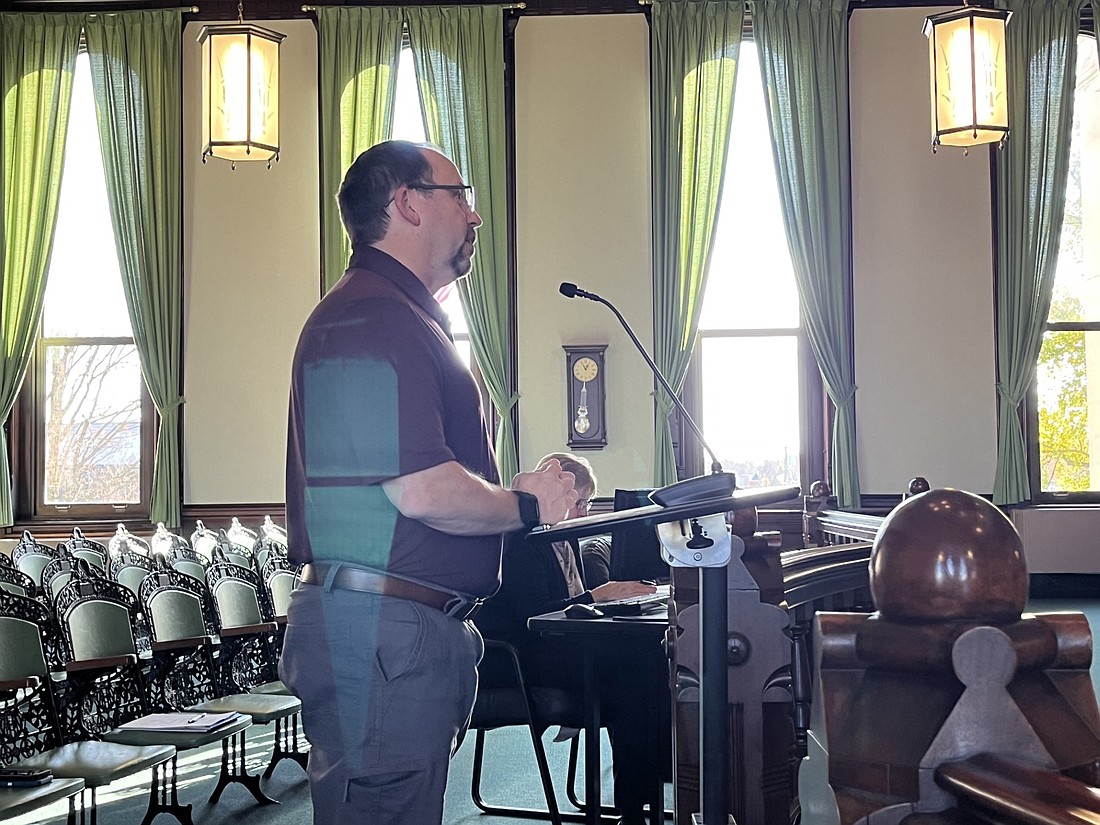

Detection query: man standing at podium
(281, 140), (576, 825)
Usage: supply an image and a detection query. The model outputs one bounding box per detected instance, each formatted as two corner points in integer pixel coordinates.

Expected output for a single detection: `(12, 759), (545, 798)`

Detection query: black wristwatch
(514, 491), (541, 529)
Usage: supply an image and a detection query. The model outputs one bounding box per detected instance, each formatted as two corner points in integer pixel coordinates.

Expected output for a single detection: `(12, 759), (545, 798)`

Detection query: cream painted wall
(174, 11), (1001, 507)
(850, 7), (998, 495)
(182, 19), (320, 504)
(514, 15), (655, 491)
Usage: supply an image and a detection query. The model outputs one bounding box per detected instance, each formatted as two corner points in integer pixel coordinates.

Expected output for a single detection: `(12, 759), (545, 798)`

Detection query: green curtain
(318, 6), (404, 293)
(992, 0), (1085, 504)
(404, 6), (517, 482)
(0, 13), (82, 527)
(650, 0), (744, 486)
(751, 0), (860, 507)
(84, 10), (183, 527)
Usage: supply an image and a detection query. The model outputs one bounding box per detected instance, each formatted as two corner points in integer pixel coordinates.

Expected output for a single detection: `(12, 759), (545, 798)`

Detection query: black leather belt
(300, 563), (482, 620)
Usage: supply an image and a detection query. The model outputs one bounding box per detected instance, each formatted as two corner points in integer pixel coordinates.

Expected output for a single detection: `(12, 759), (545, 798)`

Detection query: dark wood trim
(505, 11), (521, 462)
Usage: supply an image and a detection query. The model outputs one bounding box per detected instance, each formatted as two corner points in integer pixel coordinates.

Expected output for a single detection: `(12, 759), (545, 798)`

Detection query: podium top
(526, 484), (799, 544)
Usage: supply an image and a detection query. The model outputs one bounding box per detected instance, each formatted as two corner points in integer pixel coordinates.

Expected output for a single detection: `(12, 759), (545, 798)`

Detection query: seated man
(476, 452), (670, 825)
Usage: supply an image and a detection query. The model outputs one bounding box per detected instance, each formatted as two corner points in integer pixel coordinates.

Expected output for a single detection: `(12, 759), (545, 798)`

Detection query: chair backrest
(0, 592), (65, 762)
(11, 532), (59, 587)
(0, 552), (13, 569)
(54, 564), (140, 661)
(260, 554), (298, 619)
(190, 520), (218, 561)
(214, 529), (252, 569)
(252, 535), (288, 573)
(110, 551), (157, 599)
(0, 594), (54, 681)
(0, 566), (37, 598)
(107, 523), (151, 558)
(62, 527), (108, 569)
(206, 560), (269, 630)
(226, 517), (258, 553)
(41, 553), (85, 601)
(141, 569), (216, 642)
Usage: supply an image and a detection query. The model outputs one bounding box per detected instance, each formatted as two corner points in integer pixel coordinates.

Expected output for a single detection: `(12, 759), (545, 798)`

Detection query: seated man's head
(536, 453), (595, 520)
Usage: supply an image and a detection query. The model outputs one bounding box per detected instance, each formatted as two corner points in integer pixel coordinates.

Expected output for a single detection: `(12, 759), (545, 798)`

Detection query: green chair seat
(102, 714), (252, 750)
(13, 742), (174, 787)
(0, 776), (84, 820)
(249, 680), (292, 696)
(192, 693), (300, 725)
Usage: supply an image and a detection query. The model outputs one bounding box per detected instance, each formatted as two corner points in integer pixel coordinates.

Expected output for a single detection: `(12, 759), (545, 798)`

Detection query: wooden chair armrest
(219, 622), (277, 638)
(151, 636), (217, 653)
(0, 676), (41, 691)
(66, 654), (138, 673)
(936, 753), (1100, 823)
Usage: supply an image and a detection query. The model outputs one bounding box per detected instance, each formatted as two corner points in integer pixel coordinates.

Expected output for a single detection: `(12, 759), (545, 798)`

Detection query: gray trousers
(280, 580), (483, 825)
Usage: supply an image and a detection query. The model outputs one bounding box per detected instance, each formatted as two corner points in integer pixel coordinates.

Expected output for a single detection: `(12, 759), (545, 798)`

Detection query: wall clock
(564, 345), (607, 449)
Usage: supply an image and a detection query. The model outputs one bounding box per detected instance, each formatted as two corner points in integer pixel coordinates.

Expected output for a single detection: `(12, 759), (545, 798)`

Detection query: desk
(528, 608), (669, 825)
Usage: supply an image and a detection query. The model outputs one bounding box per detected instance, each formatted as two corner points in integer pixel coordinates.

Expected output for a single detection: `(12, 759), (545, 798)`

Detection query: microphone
(559, 282), (598, 300)
(559, 281), (731, 492)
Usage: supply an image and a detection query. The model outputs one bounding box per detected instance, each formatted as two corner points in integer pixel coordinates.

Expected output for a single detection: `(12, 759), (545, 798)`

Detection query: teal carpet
(7, 722), (620, 825)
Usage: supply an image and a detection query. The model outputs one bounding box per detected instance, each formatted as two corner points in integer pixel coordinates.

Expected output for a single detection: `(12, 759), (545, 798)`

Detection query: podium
(528, 484), (798, 825)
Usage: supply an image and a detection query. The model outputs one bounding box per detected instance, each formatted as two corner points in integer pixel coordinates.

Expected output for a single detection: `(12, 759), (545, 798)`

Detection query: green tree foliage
(1037, 295), (1089, 491)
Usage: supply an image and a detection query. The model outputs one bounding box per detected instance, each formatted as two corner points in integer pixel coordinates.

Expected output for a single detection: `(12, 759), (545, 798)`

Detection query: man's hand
(511, 458), (577, 525)
(590, 581), (657, 603)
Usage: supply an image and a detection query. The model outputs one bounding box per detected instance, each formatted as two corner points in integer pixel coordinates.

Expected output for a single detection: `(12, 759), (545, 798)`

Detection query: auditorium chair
(0, 590), (178, 825)
(40, 551), (98, 604)
(59, 528), (107, 571)
(48, 562), (274, 809)
(212, 529), (253, 570)
(189, 521), (219, 562)
(109, 551), (158, 600)
(139, 567), (306, 782)
(0, 566), (36, 599)
(799, 488), (1100, 825)
(204, 556), (309, 773)
(163, 545), (208, 583)
(11, 532), (59, 589)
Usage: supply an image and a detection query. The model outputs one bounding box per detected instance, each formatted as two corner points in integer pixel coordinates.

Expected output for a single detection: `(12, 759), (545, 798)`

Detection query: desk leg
(584, 648), (601, 825)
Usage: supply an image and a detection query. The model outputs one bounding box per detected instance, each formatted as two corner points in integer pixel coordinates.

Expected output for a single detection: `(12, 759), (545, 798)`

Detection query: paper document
(118, 712), (245, 733)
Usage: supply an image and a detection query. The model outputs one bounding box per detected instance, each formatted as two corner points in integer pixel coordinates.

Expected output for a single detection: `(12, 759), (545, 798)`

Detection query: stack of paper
(118, 712), (245, 733)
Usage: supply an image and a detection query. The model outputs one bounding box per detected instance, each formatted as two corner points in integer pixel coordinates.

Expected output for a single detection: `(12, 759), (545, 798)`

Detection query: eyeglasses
(574, 499), (591, 512)
(408, 183), (476, 212)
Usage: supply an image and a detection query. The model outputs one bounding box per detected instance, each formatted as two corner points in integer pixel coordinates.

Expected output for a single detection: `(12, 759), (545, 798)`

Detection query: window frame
(1024, 26), (1098, 504)
(673, 29), (828, 502)
(7, 45), (157, 530)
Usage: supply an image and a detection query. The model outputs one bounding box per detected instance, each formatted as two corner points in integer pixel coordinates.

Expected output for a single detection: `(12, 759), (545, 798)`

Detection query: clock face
(572, 357), (599, 383)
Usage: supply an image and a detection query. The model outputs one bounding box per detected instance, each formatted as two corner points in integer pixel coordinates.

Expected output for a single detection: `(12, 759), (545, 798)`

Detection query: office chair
(469, 638), (589, 825)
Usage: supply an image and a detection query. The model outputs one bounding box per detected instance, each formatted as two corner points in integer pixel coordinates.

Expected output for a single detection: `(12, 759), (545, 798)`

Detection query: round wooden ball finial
(809, 480), (831, 498)
(869, 488), (1027, 623)
(907, 476), (931, 495)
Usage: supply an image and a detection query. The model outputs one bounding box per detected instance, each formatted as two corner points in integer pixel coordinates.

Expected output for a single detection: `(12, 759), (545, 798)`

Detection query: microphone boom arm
(584, 292), (724, 475)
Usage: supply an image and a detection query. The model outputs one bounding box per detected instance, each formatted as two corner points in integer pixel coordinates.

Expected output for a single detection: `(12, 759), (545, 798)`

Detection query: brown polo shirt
(285, 246), (502, 597)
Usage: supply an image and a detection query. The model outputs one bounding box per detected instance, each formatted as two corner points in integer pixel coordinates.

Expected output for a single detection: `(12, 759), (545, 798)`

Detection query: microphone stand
(561, 281), (763, 825)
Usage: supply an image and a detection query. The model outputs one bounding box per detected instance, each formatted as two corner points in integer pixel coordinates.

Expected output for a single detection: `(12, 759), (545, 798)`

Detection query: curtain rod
(301, 2), (525, 8)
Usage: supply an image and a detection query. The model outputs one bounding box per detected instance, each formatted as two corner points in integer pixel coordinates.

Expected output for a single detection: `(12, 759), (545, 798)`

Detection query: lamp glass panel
(201, 34), (211, 152)
(251, 34), (280, 149)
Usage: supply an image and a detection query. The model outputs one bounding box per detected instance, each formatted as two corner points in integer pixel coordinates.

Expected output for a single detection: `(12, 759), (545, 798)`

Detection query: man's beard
(450, 230), (477, 278)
